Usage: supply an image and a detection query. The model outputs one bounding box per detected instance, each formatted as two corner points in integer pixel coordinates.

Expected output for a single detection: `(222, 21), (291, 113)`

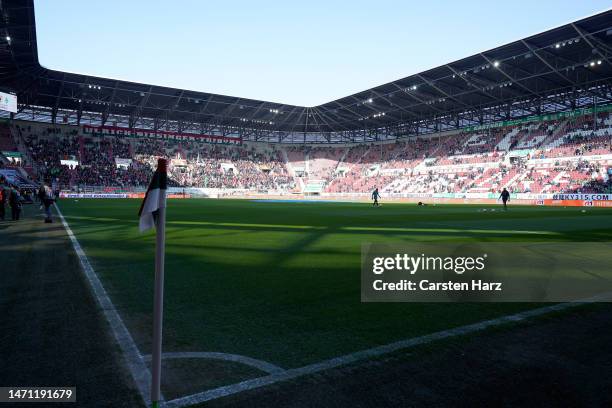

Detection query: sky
(35, 0), (611, 107)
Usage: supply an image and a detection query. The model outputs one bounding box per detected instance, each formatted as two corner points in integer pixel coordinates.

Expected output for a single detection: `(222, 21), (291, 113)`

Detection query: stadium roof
(1, 0), (612, 143)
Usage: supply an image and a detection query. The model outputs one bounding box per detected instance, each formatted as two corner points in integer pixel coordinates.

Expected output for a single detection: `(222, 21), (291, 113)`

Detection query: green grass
(57, 199), (612, 369)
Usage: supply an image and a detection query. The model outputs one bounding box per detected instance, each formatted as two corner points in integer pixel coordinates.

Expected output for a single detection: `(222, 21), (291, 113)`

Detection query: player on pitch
(499, 188), (510, 211)
(372, 187), (381, 207)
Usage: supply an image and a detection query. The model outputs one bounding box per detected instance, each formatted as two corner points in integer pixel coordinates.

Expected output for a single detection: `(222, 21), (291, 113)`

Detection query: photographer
(42, 183), (55, 223)
(8, 185), (23, 221)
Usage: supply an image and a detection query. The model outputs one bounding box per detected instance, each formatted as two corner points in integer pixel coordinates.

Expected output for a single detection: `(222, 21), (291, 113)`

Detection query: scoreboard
(0, 91), (17, 113)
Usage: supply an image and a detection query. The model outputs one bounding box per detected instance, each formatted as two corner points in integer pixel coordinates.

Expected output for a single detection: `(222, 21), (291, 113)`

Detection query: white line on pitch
(165, 292), (612, 408)
(55, 204), (155, 406)
(142, 352), (285, 375)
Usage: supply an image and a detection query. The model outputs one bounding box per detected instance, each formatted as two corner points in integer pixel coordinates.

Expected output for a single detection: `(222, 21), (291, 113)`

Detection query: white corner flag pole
(151, 202), (166, 408)
(141, 158), (167, 408)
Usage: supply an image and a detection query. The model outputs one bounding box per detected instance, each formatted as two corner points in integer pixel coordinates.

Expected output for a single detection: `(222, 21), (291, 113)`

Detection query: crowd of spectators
(7, 112), (612, 195)
(18, 124), (295, 191)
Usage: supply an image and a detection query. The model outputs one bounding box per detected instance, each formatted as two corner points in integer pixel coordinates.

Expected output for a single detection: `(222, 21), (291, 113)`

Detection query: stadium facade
(1, 1), (611, 144)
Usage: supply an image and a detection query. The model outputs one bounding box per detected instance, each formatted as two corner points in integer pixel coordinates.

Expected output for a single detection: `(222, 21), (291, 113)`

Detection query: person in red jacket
(0, 176), (7, 221)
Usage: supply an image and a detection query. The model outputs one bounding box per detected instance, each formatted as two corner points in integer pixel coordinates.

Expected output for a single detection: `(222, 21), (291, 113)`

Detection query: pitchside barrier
(60, 192), (191, 199)
(58, 190), (612, 207)
(536, 199), (612, 207)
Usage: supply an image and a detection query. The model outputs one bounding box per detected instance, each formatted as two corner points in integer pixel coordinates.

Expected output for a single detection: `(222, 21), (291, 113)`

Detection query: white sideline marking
(55, 205), (155, 406)
(343, 226), (558, 235)
(142, 352), (285, 375)
(164, 292), (612, 408)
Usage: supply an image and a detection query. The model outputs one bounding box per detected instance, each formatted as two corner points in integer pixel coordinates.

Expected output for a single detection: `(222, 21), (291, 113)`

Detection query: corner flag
(139, 158), (168, 408)
(138, 159), (168, 232)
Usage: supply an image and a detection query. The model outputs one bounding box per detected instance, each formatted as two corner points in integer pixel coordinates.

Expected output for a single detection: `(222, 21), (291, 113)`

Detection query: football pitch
(57, 198), (612, 400)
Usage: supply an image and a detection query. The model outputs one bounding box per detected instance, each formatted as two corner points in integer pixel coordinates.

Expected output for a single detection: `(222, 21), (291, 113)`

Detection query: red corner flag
(139, 159), (168, 408)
